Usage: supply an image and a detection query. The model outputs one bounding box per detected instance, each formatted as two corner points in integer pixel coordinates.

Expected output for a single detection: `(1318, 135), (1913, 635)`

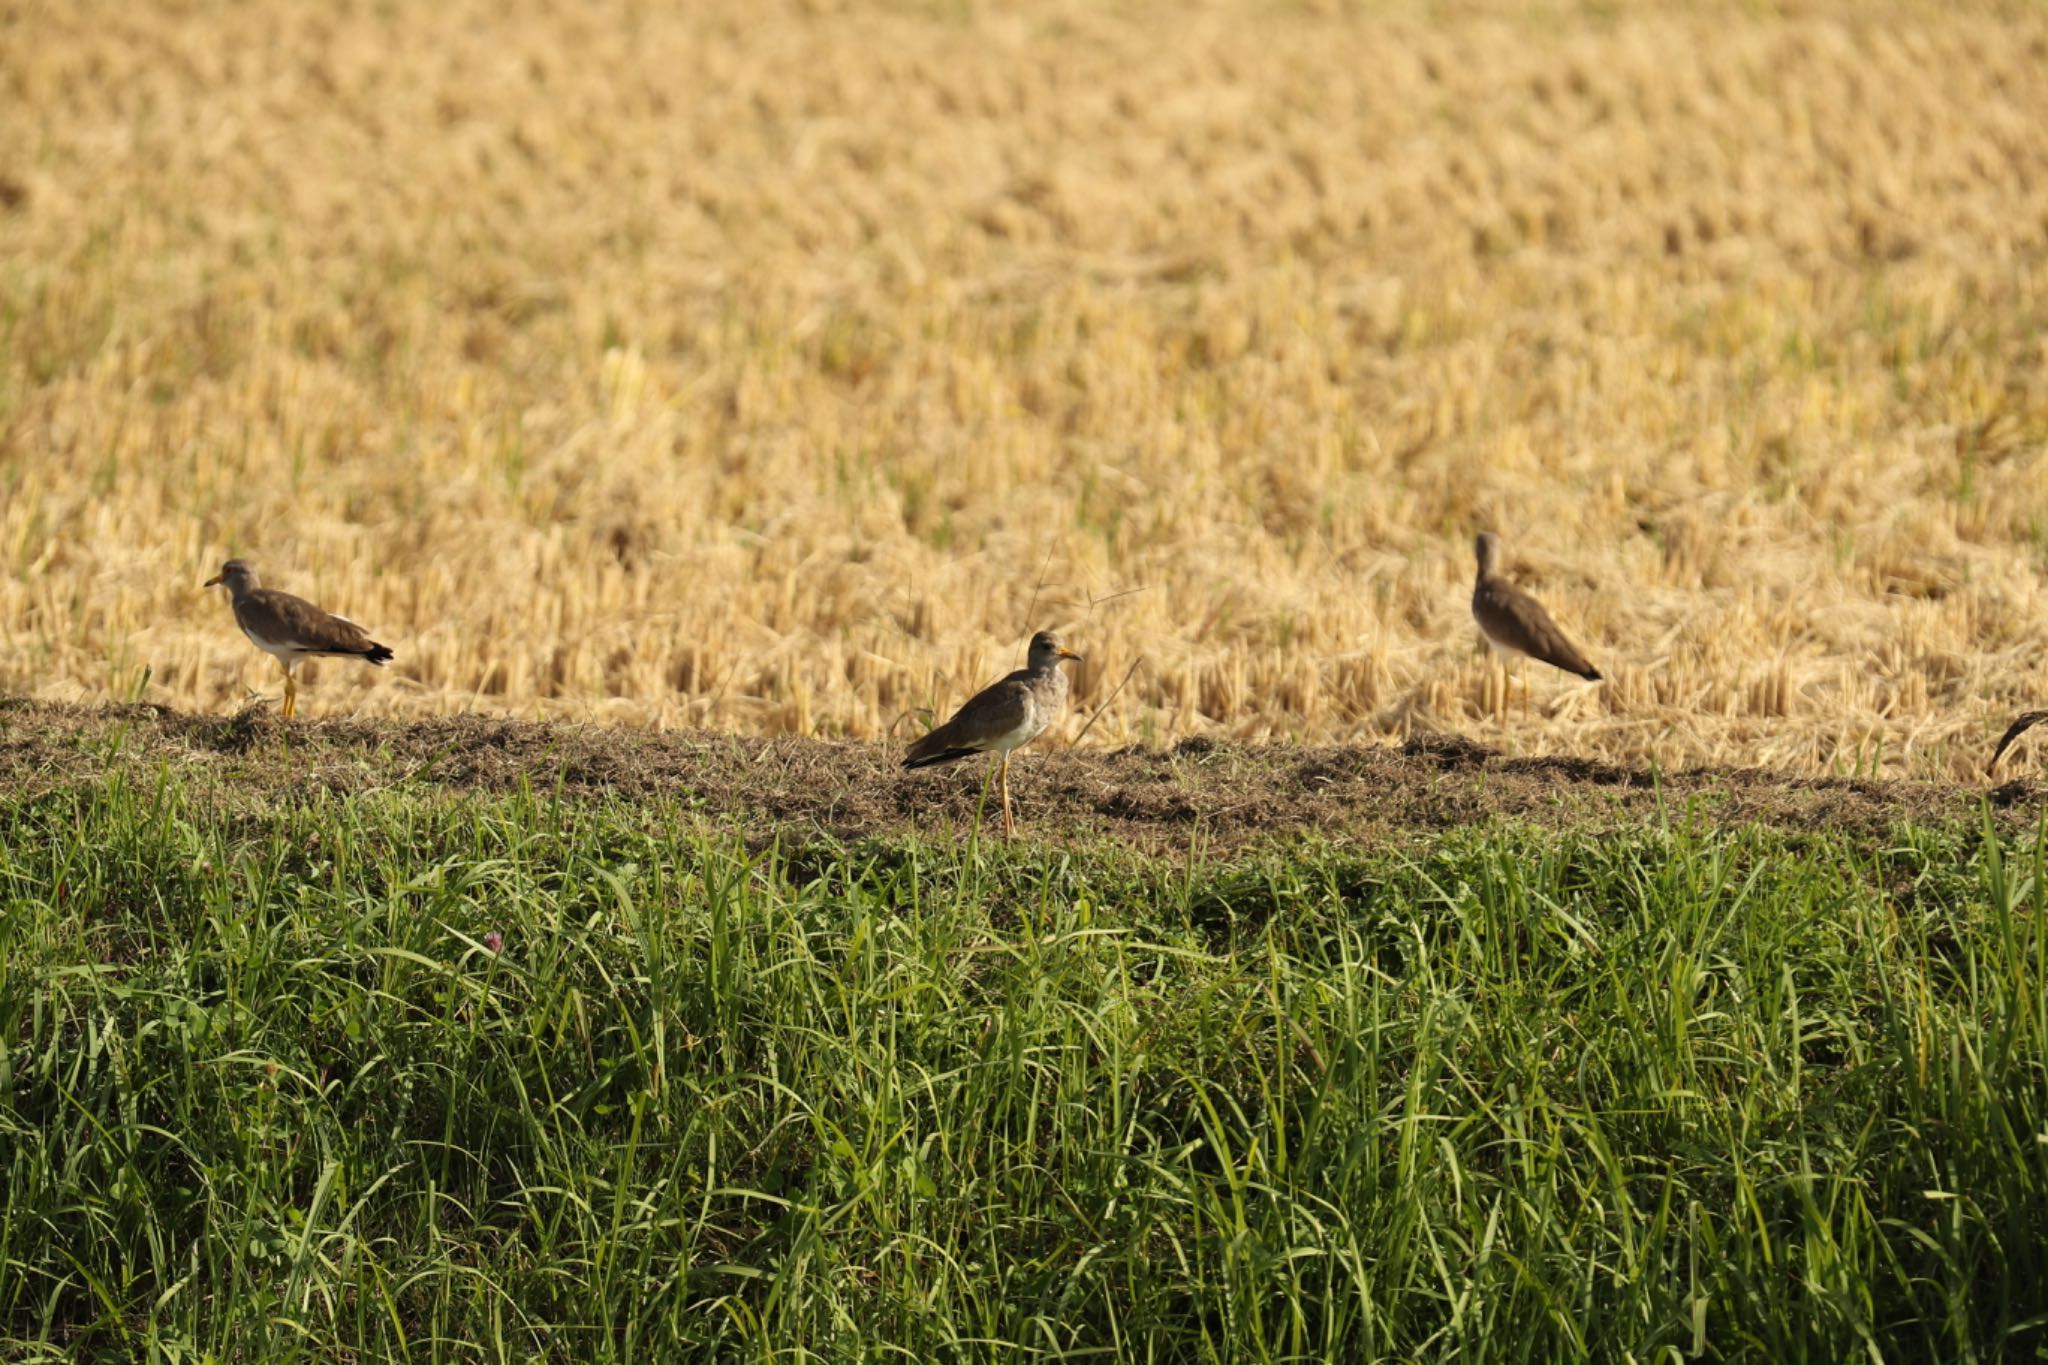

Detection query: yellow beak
(1059, 647), (1085, 662)
(203, 574), (223, 587)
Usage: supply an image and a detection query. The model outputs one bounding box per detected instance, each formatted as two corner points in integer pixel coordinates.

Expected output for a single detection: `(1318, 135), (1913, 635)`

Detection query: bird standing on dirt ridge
(1471, 532), (1602, 723)
(903, 630), (1084, 838)
(204, 559), (394, 719)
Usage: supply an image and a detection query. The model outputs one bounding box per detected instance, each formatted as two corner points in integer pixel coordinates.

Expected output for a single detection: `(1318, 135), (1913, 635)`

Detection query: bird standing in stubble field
(204, 559), (393, 718)
(1471, 532), (1601, 723)
(903, 630), (1084, 838)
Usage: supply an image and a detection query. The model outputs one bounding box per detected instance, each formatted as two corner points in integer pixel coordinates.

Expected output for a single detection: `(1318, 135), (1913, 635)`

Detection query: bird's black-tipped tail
(1578, 665), (1602, 682)
(902, 747), (979, 770)
(364, 643), (395, 667)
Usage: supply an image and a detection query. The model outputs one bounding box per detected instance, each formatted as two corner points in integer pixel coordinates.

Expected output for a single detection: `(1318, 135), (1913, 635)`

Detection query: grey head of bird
(1027, 630), (1084, 671)
(203, 559), (260, 594)
(1474, 532), (1505, 581)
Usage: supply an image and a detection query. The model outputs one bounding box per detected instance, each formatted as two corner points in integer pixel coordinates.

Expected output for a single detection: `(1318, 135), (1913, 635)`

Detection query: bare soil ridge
(3, 700), (2037, 849)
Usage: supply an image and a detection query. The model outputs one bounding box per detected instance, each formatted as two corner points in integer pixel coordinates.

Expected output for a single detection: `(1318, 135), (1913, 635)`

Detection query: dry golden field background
(4, 0), (2047, 780)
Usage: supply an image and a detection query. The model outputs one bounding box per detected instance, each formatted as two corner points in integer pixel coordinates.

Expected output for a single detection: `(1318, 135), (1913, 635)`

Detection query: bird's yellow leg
(972, 755), (997, 842)
(1522, 658), (1530, 722)
(280, 659), (297, 719)
(1000, 751), (1015, 838)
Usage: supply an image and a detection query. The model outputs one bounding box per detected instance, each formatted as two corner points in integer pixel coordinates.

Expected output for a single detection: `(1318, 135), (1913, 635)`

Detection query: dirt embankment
(1, 699), (2039, 850)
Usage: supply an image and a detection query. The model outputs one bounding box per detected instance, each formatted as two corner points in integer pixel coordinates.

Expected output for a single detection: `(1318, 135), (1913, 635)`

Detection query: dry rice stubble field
(4, 0), (2048, 782)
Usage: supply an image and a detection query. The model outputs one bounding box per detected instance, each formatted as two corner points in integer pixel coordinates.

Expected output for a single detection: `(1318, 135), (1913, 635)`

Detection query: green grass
(1, 774), (2045, 1361)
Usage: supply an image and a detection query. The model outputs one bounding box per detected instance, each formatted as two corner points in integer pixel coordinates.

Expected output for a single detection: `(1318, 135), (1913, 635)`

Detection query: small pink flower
(482, 931), (504, 954)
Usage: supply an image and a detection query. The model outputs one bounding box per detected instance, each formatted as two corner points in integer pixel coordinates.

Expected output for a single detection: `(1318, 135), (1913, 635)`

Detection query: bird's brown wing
(238, 588), (381, 656)
(1473, 581), (1601, 680)
(1989, 710), (2048, 776)
(905, 671), (1033, 766)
